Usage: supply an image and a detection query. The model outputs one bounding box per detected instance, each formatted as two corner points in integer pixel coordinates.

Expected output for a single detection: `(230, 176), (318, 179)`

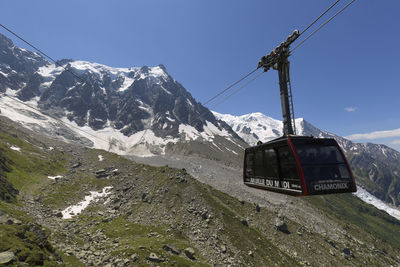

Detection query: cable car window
(254, 150), (268, 177)
(277, 146), (299, 180)
(245, 152), (255, 178)
(264, 149), (279, 178)
(295, 145), (344, 164)
(295, 145), (350, 181)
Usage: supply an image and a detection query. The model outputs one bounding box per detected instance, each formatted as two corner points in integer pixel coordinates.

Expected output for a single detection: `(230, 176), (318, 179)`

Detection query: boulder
(0, 251), (14, 264)
(184, 247), (196, 260)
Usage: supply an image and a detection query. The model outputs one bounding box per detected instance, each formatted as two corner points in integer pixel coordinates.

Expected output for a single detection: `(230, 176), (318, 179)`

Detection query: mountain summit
(0, 32), (244, 157)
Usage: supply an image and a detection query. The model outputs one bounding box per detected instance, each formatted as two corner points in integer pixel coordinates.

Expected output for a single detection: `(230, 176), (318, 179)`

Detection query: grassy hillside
(0, 116), (399, 266)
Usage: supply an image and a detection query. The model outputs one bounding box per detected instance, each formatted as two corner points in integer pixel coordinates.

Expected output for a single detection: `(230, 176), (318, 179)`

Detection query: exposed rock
(95, 169), (108, 178)
(184, 247), (196, 260)
(220, 244), (227, 253)
(131, 253), (139, 262)
(163, 244), (181, 255)
(0, 251), (14, 264)
(147, 252), (164, 263)
(71, 162), (81, 168)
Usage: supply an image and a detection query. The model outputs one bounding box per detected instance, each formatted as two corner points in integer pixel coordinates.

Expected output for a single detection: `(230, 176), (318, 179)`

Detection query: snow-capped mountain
(215, 111), (400, 207)
(0, 32), (246, 159)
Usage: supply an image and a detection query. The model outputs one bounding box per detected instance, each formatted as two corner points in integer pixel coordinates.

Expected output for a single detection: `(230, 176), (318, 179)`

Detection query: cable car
(243, 136), (357, 196)
(242, 30), (357, 196)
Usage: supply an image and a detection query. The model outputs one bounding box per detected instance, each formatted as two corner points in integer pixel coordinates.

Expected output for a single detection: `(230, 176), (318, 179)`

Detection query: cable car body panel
(243, 136), (357, 196)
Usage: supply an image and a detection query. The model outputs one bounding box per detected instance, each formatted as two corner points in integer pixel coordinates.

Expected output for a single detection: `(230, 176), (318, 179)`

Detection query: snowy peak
(213, 111), (313, 145)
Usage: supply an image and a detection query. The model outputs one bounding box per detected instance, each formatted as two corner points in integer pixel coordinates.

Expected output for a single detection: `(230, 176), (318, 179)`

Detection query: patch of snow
(213, 111), (284, 145)
(160, 85), (172, 95)
(354, 186), (400, 221)
(48, 147), (54, 151)
(0, 70), (8, 77)
(225, 147), (238, 155)
(10, 146), (21, 151)
(48, 175), (63, 180)
(98, 155), (104, 161)
(179, 124), (200, 141)
(61, 186), (113, 219)
(186, 99), (193, 107)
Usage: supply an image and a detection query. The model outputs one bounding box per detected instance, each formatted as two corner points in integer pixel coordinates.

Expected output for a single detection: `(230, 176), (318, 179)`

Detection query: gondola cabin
(243, 136), (357, 196)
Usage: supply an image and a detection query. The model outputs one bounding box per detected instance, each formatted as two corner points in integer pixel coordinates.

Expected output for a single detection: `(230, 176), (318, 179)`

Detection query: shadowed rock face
(0, 34), (47, 93)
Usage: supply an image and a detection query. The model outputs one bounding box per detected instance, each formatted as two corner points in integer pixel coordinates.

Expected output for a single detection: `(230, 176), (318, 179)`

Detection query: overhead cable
(299, 0), (342, 36)
(291, 0), (356, 53)
(202, 68), (259, 106)
(210, 70), (265, 110)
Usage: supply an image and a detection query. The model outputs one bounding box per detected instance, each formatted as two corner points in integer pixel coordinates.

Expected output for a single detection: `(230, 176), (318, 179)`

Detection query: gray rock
(7, 217), (22, 225)
(184, 247), (196, 260)
(221, 244), (227, 253)
(163, 244), (181, 255)
(0, 251), (15, 264)
(147, 252), (164, 263)
(131, 253), (139, 262)
(0, 215), (8, 224)
(275, 217), (289, 233)
(72, 162), (81, 168)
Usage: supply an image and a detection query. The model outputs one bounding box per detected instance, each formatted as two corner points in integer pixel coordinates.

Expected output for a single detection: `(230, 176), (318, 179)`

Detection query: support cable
(210, 70), (265, 110)
(202, 68), (259, 106)
(299, 0), (341, 36)
(291, 0), (356, 53)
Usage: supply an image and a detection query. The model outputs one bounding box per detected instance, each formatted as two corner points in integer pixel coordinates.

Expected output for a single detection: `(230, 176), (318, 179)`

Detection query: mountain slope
(214, 111), (400, 207)
(1, 115), (400, 266)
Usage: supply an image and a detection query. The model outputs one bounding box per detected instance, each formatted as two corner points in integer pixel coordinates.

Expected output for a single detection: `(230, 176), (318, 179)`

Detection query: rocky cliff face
(0, 34), (47, 93)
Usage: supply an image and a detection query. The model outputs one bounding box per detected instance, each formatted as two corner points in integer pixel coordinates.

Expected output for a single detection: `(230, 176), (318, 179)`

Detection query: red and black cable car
(243, 29), (357, 196)
(243, 136), (357, 196)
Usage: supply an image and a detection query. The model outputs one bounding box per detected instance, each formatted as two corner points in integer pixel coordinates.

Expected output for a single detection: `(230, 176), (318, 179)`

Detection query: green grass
(194, 183), (299, 266)
(41, 173), (111, 209)
(89, 216), (210, 267)
(0, 132), (67, 196)
(307, 193), (400, 249)
(0, 219), (59, 266)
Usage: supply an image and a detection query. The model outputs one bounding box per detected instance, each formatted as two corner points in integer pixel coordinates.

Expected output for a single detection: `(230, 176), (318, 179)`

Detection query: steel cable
(291, 0), (356, 53)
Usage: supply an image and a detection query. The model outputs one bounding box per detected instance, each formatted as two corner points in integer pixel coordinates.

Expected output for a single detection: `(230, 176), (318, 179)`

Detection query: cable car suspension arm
(257, 30), (299, 136)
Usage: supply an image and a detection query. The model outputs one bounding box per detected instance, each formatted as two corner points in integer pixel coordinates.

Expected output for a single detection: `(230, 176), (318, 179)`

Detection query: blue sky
(1, 0), (400, 151)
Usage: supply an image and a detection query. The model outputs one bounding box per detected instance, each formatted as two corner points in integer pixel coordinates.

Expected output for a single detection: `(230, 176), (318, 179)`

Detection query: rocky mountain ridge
(0, 32), (246, 160)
